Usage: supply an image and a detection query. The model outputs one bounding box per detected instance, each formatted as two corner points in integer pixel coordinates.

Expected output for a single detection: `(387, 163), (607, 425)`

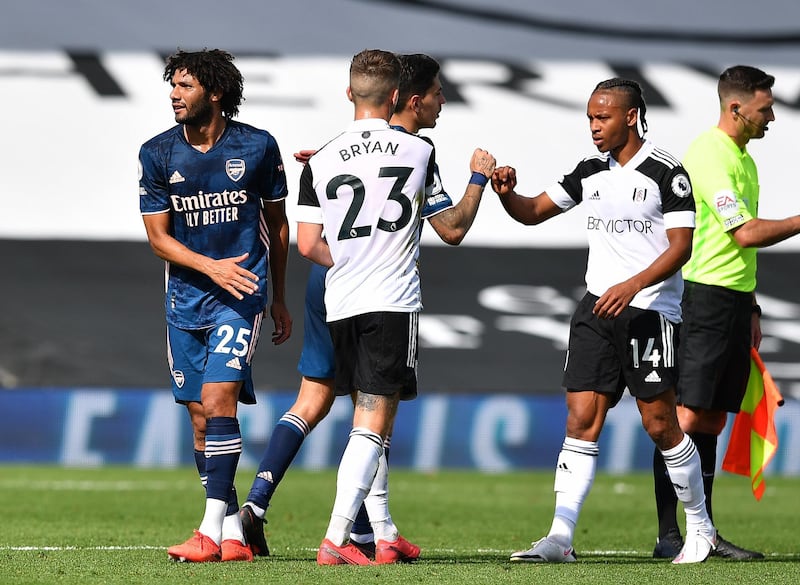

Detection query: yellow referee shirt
(682, 127), (759, 292)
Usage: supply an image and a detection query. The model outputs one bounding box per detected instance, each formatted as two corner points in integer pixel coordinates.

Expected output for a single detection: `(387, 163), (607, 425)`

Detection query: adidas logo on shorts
(226, 357), (242, 371)
(645, 370), (662, 383)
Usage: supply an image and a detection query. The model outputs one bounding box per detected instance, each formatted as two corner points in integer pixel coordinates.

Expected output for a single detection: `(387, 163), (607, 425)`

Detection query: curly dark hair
(163, 48), (244, 119)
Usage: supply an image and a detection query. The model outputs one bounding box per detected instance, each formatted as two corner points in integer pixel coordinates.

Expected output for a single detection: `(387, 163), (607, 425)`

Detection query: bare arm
(593, 227), (693, 319)
(428, 148), (496, 245)
(296, 222), (333, 267)
(264, 200), (292, 345)
(727, 214), (800, 348)
(141, 212), (258, 301)
(490, 166), (563, 225)
(731, 215), (800, 248)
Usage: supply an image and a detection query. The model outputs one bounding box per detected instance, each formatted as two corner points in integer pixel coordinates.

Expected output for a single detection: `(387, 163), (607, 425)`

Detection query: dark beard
(176, 98), (215, 127)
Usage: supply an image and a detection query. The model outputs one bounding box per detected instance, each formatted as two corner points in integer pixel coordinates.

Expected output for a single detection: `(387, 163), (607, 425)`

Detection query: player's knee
(565, 412), (604, 441)
(643, 415), (681, 448)
(304, 400), (334, 429)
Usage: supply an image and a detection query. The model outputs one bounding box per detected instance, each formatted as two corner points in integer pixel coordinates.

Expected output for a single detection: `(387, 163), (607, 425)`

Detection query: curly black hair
(163, 48), (244, 119)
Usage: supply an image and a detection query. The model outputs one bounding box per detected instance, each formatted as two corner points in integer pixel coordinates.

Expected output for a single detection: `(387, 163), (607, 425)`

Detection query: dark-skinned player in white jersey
(491, 78), (716, 564)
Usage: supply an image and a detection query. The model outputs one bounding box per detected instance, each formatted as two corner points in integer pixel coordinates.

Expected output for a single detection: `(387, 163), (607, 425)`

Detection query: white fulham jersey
(296, 118), (436, 321)
(545, 140), (695, 322)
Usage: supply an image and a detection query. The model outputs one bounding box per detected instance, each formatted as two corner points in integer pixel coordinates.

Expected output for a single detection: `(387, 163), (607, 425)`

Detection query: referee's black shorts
(677, 280), (752, 412)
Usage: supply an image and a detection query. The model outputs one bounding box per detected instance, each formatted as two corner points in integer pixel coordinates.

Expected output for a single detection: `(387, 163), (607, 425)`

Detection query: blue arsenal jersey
(139, 120), (288, 328)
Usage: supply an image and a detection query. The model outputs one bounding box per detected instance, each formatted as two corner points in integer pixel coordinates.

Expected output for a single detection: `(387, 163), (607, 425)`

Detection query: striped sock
(246, 412), (309, 513)
(660, 434), (709, 531)
(198, 416), (241, 544)
(204, 417), (241, 502)
(193, 449), (207, 489)
(549, 437), (598, 546)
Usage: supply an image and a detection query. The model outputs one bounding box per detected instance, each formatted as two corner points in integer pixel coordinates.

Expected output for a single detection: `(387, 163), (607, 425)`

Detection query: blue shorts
(166, 314), (262, 405)
(297, 263), (335, 379)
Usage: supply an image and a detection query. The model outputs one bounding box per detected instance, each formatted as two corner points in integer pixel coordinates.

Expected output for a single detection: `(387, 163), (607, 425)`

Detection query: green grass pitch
(2, 466), (798, 584)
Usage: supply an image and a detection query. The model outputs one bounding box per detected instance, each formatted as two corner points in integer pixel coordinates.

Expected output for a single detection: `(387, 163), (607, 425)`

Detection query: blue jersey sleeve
(421, 160), (454, 219)
(261, 134), (289, 203)
(138, 141), (170, 214)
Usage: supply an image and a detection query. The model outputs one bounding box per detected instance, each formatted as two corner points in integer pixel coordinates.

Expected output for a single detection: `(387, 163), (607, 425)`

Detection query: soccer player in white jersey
(491, 78), (716, 564)
(138, 49), (291, 563)
(238, 52), (495, 562)
(295, 49), (433, 566)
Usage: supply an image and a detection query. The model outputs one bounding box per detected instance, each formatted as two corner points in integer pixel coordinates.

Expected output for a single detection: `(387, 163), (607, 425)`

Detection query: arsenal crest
(226, 159), (246, 182)
(172, 369), (185, 388)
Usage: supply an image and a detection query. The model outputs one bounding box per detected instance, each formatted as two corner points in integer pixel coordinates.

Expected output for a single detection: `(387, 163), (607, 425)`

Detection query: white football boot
(510, 536), (577, 563)
(672, 523), (717, 564)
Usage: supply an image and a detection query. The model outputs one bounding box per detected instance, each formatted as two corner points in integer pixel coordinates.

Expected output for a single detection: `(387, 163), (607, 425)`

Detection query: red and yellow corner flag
(722, 348), (785, 500)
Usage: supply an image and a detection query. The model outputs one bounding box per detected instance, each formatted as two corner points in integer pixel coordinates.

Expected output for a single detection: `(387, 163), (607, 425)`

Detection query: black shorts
(677, 281), (752, 412)
(328, 311), (418, 400)
(563, 293), (679, 404)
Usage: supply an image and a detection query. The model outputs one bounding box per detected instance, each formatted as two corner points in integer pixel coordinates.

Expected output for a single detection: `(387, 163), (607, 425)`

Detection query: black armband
(752, 304), (762, 317)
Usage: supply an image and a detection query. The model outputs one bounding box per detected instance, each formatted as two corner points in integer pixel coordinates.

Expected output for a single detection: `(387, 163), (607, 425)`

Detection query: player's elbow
(731, 219), (764, 248)
(439, 228), (466, 246)
(296, 239), (315, 260)
(296, 222), (322, 261)
(146, 237), (169, 261)
(732, 230), (758, 248)
(504, 203), (544, 226)
(510, 212), (543, 226)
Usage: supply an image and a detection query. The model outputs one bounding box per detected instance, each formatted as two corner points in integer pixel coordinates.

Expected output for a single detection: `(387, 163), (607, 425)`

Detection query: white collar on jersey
(346, 118), (392, 132)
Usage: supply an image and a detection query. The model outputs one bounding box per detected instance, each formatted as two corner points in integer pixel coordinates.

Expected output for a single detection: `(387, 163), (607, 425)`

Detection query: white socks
(364, 450), (399, 542)
(324, 427), (383, 545)
(222, 510), (245, 543)
(548, 437), (598, 546)
(197, 498), (228, 545)
(660, 434), (711, 531)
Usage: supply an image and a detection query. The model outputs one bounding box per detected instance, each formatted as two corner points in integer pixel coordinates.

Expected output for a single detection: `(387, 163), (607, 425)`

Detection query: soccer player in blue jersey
(239, 53), (495, 563)
(138, 48), (291, 563)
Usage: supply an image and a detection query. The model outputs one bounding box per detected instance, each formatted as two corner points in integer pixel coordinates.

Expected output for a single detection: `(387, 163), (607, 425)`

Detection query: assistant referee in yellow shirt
(652, 65), (800, 560)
